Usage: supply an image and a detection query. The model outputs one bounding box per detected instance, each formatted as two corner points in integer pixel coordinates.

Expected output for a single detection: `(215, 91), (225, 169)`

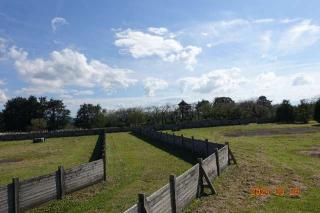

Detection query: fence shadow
(89, 135), (103, 162)
(130, 132), (197, 165)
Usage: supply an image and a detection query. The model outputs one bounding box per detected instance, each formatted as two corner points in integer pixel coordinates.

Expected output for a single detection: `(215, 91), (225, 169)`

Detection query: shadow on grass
(312, 124), (320, 127)
(89, 136), (103, 162)
(130, 132), (197, 165)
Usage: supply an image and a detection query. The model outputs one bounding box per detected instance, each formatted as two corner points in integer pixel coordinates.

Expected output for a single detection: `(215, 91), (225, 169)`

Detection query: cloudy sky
(0, 0), (320, 114)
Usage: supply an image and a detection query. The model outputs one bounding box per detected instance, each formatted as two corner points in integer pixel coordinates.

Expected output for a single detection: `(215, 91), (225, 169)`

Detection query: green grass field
(0, 135), (98, 185)
(165, 123), (320, 212)
(2, 123), (319, 212)
(29, 132), (193, 213)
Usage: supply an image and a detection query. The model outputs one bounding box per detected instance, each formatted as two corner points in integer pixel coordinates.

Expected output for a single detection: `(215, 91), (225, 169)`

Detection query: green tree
(75, 104), (106, 129)
(44, 99), (70, 130)
(127, 108), (146, 126)
(0, 112), (4, 131)
(2, 96), (43, 131)
(196, 100), (211, 119)
(212, 97), (239, 120)
(256, 96), (272, 108)
(314, 99), (320, 123)
(213, 97), (235, 105)
(276, 100), (294, 123)
(295, 100), (310, 123)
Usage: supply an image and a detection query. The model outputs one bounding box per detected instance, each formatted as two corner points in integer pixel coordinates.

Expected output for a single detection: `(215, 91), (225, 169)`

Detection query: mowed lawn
(166, 123), (320, 212)
(30, 132), (193, 213)
(0, 135), (98, 185)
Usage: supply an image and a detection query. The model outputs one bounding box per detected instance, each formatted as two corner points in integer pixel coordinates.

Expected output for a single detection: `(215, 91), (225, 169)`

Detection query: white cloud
(253, 18), (275, 24)
(178, 67), (247, 94)
(8, 46), (137, 95)
(0, 89), (7, 104)
(278, 20), (320, 53)
(69, 89), (95, 96)
(51, 17), (68, 32)
(143, 77), (168, 96)
(114, 28), (202, 70)
(291, 73), (313, 86)
(176, 67), (320, 104)
(148, 27), (168, 35)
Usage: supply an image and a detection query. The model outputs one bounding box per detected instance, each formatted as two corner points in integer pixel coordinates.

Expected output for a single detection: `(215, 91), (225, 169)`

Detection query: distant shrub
(30, 118), (47, 131)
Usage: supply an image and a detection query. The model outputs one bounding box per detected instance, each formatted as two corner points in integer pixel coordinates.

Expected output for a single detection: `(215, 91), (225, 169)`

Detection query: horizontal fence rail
(125, 128), (235, 213)
(0, 118), (271, 142)
(153, 117), (272, 131)
(0, 131), (106, 213)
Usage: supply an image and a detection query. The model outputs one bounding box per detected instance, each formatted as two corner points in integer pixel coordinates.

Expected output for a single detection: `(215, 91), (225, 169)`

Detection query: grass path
(31, 132), (193, 212)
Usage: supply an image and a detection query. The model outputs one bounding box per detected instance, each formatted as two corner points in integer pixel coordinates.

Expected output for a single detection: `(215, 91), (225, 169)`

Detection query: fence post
(215, 148), (220, 176)
(197, 158), (204, 197)
(12, 177), (19, 213)
(205, 139), (209, 157)
(138, 193), (149, 213)
(101, 131), (107, 181)
(57, 166), (65, 199)
(225, 142), (237, 165)
(192, 136), (195, 155)
(169, 175), (177, 213)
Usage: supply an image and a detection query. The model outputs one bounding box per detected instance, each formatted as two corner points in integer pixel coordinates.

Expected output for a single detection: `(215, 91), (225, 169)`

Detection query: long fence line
(0, 118), (271, 142)
(153, 117), (271, 131)
(0, 130), (106, 213)
(124, 128), (234, 213)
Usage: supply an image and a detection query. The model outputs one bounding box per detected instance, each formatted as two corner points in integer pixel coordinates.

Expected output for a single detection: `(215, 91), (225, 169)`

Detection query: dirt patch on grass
(224, 127), (319, 137)
(299, 147), (320, 158)
(0, 158), (23, 164)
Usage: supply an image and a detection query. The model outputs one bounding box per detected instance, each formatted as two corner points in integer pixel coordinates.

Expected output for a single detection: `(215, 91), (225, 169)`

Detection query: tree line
(0, 95), (320, 132)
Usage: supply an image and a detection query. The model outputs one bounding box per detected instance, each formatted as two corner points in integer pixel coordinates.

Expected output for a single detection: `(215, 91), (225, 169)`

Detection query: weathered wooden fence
(0, 129), (106, 142)
(153, 117), (272, 131)
(0, 131), (106, 213)
(124, 128), (236, 213)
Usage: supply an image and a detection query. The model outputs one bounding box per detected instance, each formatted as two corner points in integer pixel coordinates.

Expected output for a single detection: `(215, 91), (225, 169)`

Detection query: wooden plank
(199, 165), (217, 195)
(147, 184), (171, 212)
(64, 159), (104, 193)
(0, 184), (13, 213)
(218, 146), (229, 170)
(202, 153), (218, 180)
(19, 173), (57, 210)
(124, 204), (138, 213)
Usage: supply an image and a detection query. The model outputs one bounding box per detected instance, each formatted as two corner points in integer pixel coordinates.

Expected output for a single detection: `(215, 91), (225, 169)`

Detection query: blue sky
(1, 0), (320, 114)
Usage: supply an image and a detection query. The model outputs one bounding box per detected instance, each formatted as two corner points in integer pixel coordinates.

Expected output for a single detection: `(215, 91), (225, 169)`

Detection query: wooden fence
(0, 131), (106, 213)
(152, 117), (272, 132)
(124, 128), (235, 213)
